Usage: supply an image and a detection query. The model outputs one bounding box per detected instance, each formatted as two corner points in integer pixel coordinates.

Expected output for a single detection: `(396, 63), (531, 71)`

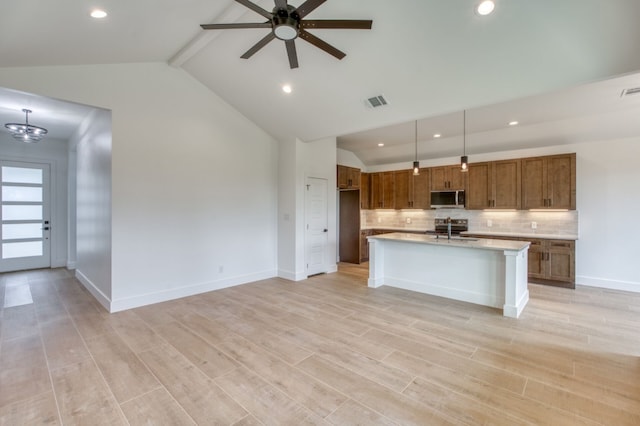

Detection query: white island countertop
(368, 232), (530, 252)
(367, 232), (530, 318)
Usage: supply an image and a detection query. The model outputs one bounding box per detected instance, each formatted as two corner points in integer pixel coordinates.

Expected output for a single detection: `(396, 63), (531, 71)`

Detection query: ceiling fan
(201, 0), (373, 69)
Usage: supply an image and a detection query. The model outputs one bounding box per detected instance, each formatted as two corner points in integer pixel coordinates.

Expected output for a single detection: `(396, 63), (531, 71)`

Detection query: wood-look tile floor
(1, 265), (639, 425)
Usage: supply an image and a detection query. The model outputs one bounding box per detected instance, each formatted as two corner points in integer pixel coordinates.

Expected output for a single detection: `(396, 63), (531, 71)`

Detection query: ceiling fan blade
(241, 32), (276, 59)
(299, 29), (345, 60)
(296, 0), (326, 19)
(301, 19), (373, 30)
(235, 0), (273, 19)
(201, 22), (272, 30)
(274, 0), (288, 10)
(285, 39), (299, 69)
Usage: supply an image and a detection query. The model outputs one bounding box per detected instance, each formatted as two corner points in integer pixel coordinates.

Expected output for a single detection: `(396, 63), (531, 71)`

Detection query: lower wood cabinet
(467, 235), (575, 288)
(360, 230), (372, 263)
(530, 239), (575, 287)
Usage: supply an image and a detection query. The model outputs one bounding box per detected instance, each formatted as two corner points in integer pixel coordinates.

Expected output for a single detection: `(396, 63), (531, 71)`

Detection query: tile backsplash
(362, 209), (579, 236)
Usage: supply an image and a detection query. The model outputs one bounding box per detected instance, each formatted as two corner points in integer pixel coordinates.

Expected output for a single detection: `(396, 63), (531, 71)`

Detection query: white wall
(301, 137), (338, 274)
(0, 134), (68, 269)
(70, 109), (113, 304)
(337, 148), (366, 170)
(277, 138), (299, 280)
(0, 63), (279, 311)
(573, 137), (640, 292)
(277, 137), (338, 280)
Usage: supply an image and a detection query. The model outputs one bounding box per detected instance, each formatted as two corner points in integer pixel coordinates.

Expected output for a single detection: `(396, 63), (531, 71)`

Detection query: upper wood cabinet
(337, 165), (360, 189)
(393, 170), (430, 209)
(522, 154), (575, 210)
(370, 172), (395, 209)
(393, 170), (412, 209)
(430, 165), (466, 190)
(360, 172), (370, 209)
(413, 169), (431, 209)
(467, 159), (521, 210)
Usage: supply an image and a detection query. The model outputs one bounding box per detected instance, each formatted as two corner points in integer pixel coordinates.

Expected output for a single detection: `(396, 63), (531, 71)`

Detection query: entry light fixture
(4, 109), (48, 143)
(460, 110), (468, 172)
(412, 120), (419, 176)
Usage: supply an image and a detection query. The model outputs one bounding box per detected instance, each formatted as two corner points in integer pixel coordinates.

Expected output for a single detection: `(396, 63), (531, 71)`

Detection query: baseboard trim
(109, 269), (277, 313)
(277, 269), (307, 281)
(576, 275), (640, 293)
(75, 269), (111, 312)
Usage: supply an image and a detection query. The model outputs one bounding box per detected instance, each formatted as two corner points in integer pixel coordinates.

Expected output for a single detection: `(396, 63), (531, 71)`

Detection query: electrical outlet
(219, 265), (224, 273)
(377, 217), (382, 223)
(406, 217), (412, 224)
(487, 220), (492, 227)
(531, 221), (537, 229)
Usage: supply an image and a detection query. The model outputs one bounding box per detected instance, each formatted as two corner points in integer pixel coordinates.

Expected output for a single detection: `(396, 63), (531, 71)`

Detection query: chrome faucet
(446, 217), (452, 240)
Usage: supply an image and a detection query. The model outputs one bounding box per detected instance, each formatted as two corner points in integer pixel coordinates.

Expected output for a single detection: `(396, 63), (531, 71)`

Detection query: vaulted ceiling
(2, 0), (640, 164)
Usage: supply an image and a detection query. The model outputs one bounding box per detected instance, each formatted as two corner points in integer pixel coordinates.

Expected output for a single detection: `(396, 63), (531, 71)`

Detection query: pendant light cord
(463, 110), (466, 156)
(415, 120), (418, 160)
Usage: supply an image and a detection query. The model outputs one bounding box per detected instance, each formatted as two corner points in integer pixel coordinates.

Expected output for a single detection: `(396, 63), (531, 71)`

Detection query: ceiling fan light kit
(201, 0), (372, 69)
(4, 109), (48, 143)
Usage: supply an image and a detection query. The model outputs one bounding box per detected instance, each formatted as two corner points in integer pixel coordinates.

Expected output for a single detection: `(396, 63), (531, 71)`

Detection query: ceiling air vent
(365, 94), (389, 108)
(621, 87), (640, 97)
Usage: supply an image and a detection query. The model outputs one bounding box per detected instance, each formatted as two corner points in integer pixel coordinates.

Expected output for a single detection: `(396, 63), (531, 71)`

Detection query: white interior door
(0, 161), (51, 272)
(305, 177), (328, 276)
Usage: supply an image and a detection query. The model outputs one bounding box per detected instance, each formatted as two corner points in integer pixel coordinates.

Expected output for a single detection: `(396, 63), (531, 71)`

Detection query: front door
(305, 177), (328, 276)
(0, 161), (51, 272)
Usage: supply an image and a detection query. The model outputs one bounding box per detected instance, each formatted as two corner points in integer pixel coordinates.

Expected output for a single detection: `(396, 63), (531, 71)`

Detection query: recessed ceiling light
(433, 134), (441, 138)
(377, 143), (384, 147)
(476, 1), (495, 16)
(90, 9), (108, 19)
(282, 84), (292, 94)
(509, 121), (519, 126)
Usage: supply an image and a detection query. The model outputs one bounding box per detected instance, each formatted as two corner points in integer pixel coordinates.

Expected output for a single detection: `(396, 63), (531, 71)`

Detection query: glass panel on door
(1, 162), (50, 272)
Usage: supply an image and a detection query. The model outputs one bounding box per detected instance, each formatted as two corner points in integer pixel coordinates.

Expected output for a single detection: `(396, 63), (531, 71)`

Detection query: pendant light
(4, 109), (48, 143)
(460, 110), (469, 172)
(412, 120), (420, 175)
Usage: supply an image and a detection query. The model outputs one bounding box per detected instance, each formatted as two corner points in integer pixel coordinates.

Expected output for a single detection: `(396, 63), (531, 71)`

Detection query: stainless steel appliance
(430, 190), (465, 209)
(430, 218), (468, 238)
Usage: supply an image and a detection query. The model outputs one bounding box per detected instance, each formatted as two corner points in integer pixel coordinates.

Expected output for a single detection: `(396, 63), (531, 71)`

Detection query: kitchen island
(367, 233), (530, 318)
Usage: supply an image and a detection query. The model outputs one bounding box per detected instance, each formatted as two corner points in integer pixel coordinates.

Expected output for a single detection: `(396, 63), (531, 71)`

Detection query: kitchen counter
(363, 228), (578, 241)
(361, 227), (432, 233)
(367, 233), (530, 318)
(369, 232), (529, 251)
(461, 230), (578, 241)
